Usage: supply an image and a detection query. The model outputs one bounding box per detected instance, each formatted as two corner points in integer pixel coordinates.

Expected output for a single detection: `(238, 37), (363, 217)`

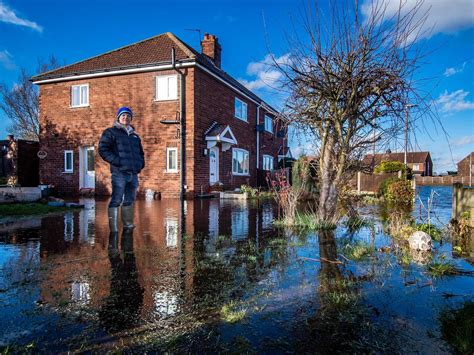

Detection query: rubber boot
(108, 207), (119, 233)
(121, 204), (135, 229)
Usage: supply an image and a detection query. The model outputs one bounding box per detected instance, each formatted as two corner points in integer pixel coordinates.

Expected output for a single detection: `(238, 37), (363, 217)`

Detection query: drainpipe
(172, 48), (186, 200)
(256, 103), (262, 169)
(256, 103), (262, 187)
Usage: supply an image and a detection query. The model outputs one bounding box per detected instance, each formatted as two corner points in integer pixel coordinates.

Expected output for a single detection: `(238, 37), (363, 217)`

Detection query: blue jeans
(109, 172), (139, 208)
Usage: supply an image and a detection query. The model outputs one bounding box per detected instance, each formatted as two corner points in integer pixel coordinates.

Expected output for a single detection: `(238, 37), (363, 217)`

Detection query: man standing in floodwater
(99, 106), (145, 232)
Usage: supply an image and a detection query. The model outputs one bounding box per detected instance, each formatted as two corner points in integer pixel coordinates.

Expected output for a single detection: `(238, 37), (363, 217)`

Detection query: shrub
(415, 223), (443, 241)
(240, 184), (258, 198)
(374, 160), (406, 174)
(386, 179), (414, 204)
(378, 176), (400, 196)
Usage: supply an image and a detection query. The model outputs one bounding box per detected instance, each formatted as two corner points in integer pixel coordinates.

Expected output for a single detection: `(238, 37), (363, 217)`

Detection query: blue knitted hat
(116, 106), (133, 120)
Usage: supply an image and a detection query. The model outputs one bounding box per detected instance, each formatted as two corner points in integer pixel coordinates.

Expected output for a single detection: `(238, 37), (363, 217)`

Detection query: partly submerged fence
(416, 175), (473, 187)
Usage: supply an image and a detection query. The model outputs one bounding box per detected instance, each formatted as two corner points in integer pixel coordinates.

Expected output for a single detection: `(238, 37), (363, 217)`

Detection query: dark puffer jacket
(99, 124), (145, 174)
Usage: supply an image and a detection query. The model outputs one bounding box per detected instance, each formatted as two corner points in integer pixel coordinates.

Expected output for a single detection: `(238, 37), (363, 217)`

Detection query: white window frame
(166, 147), (178, 173)
(412, 164), (420, 171)
(71, 84), (89, 107)
(263, 155), (274, 171)
(264, 115), (273, 133)
(234, 97), (248, 122)
(156, 75), (178, 101)
(64, 150), (73, 173)
(232, 148), (250, 176)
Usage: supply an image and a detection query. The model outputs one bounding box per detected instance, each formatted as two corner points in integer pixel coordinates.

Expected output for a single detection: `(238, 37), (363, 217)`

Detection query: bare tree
(0, 56), (60, 141)
(275, 0), (430, 223)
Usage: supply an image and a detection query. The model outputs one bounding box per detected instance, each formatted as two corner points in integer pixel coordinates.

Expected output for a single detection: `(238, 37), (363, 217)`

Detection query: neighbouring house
(31, 33), (289, 198)
(0, 135), (39, 186)
(363, 151), (433, 176)
(457, 152), (474, 177)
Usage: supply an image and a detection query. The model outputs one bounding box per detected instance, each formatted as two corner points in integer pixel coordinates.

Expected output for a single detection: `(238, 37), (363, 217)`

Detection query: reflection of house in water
(36, 198), (281, 328)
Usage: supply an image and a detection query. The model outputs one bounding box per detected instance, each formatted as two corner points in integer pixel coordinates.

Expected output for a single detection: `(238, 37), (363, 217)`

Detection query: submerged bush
(385, 179), (414, 204)
(378, 176), (400, 196)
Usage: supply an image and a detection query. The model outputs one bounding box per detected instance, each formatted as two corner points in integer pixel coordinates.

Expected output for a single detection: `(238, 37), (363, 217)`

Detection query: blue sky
(0, 0), (473, 173)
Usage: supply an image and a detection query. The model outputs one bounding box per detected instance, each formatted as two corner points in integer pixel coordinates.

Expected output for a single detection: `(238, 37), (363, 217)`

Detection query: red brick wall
(38, 66), (283, 197)
(193, 67), (284, 192)
(39, 69), (194, 197)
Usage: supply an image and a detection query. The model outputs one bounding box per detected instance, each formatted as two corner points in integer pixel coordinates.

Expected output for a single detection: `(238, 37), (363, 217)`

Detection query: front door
(81, 146), (95, 188)
(209, 146), (219, 184)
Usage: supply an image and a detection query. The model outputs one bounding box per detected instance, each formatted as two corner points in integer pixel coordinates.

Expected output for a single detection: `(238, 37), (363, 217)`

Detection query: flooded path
(1, 187), (473, 353)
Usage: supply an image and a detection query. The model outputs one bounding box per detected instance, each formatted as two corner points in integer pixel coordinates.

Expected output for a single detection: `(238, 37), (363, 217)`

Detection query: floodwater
(0, 186), (473, 353)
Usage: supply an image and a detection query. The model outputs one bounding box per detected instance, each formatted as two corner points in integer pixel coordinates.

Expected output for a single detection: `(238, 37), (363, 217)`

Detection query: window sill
(165, 170), (179, 174)
(234, 116), (249, 123)
(232, 173), (250, 177)
(70, 105), (89, 108)
(63, 171), (74, 174)
(155, 98), (178, 102)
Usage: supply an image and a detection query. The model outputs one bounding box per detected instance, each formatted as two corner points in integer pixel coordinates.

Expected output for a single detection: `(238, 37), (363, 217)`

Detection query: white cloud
(361, 0), (474, 42)
(238, 53), (291, 91)
(451, 135), (474, 147)
(436, 90), (474, 113)
(444, 62), (467, 77)
(0, 1), (43, 32)
(0, 50), (15, 70)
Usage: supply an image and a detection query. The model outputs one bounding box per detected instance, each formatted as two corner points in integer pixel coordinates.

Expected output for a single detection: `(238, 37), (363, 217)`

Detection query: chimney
(201, 33), (222, 68)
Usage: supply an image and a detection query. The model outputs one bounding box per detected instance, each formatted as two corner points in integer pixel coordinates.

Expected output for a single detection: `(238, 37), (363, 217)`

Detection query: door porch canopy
(204, 122), (238, 152)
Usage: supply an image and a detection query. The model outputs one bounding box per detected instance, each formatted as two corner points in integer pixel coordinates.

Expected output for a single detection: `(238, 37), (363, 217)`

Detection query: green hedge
(374, 160), (406, 174)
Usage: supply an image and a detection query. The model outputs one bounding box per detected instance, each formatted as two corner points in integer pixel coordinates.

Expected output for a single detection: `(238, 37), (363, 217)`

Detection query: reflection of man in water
(99, 230), (144, 333)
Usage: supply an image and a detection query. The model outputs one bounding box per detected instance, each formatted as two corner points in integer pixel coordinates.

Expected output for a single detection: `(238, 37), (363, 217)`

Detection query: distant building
(363, 151), (433, 176)
(457, 152), (474, 177)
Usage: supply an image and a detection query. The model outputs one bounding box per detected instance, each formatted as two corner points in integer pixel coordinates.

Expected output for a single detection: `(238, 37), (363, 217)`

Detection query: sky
(0, 0), (473, 173)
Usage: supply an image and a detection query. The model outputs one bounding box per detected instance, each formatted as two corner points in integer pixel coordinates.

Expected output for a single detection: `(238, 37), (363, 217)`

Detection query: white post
(357, 171), (361, 194)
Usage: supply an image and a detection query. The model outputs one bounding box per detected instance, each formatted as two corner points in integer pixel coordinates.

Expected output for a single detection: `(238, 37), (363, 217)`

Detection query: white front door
(81, 146), (95, 188)
(209, 146), (219, 184)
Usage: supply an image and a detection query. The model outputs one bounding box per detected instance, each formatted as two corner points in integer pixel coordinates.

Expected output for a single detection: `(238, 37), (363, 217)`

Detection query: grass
(273, 212), (336, 230)
(344, 216), (374, 233)
(341, 242), (374, 261)
(0, 202), (70, 217)
(427, 261), (459, 277)
(220, 301), (247, 323)
(414, 223), (443, 241)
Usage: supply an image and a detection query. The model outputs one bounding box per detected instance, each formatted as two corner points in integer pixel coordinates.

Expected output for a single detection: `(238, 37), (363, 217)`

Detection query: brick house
(457, 152), (474, 177)
(363, 151), (433, 176)
(32, 33), (289, 198)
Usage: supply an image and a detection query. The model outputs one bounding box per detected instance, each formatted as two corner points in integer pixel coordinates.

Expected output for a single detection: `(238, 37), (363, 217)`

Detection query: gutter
(31, 61), (196, 85)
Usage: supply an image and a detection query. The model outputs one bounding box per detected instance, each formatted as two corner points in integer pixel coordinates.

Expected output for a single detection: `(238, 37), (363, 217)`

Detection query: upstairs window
(156, 75), (178, 101)
(263, 155), (274, 171)
(234, 97), (248, 121)
(232, 148), (249, 175)
(64, 150), (73, 173)
(264, 115), (273, 133)
(71, 84), (89, 107)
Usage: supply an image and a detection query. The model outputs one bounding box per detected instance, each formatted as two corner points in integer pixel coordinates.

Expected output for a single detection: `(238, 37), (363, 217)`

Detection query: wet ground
(0, 186), (473, 353)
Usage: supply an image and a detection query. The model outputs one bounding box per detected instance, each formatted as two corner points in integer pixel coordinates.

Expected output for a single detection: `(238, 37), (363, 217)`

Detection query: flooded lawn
(0, 186), (473, 353)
